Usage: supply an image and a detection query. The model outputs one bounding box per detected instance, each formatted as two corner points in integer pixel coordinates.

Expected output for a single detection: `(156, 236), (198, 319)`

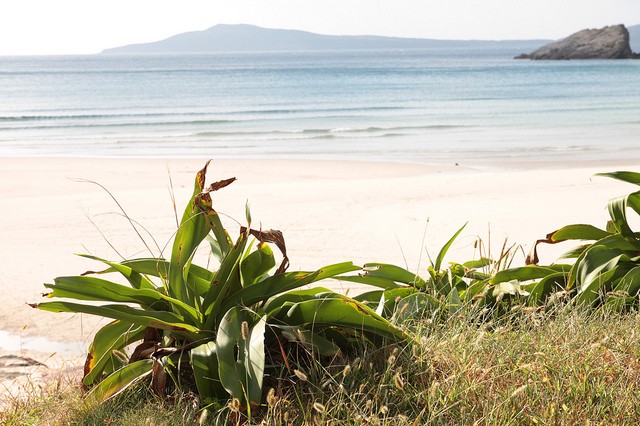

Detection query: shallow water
(0, 50), (639, 162)
(0, 330), (84, 355)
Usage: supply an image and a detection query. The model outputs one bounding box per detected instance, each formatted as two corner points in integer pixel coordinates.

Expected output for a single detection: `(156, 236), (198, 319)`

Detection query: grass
(3, 306), (640, 425)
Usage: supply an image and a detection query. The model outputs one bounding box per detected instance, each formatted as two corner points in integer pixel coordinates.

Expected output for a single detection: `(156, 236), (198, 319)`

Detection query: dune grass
(3, 306), (640, 425)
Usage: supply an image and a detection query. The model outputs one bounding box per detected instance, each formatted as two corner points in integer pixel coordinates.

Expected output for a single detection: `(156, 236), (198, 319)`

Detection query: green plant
(522, 171), (640, 310)
(336, 223), (533, 324)
(30, 161), (404, 415)
(336, 171), (640, 324)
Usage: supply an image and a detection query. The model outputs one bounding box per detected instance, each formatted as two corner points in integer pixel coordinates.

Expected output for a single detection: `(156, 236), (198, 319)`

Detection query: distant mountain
(629, 24), (640, 52)
(101, 24), (550, 54)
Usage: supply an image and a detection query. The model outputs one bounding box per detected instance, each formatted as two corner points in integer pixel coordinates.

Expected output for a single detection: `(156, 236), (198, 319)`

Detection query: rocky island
(516, 24), (640, 60)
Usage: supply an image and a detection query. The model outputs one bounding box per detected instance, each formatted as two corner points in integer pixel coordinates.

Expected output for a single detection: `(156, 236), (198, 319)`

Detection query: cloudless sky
(1, 0), (639, 55)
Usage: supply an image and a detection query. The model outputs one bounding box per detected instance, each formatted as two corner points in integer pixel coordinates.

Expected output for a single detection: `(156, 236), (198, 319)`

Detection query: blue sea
(0, 49), (639, 164)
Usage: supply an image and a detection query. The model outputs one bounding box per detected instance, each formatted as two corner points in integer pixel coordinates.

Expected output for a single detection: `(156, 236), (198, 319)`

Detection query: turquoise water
(0, 50), (639, 163)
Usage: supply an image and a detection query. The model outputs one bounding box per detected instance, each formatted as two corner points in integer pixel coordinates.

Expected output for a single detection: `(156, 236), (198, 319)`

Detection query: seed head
(266, 388), (277, 408)
(510, 384), (528, 398)
(429, 381), (440, 398)
(313, 401), (326, 414)
(241, 321), (249, 341)
(197, 409), (209, 426)
(398, 302), (409, 316)
(393, 372), (405, 391)
(295, 328), (306, 343)
(342, 364), (351, 377)
(294, 369), (308, 381)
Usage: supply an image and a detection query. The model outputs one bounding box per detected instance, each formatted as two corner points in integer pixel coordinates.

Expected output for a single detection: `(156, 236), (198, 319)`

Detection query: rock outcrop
(515, 24), (640, 60)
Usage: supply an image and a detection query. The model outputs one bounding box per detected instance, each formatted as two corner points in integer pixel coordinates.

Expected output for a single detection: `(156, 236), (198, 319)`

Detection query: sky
(1, 0), (639, 55)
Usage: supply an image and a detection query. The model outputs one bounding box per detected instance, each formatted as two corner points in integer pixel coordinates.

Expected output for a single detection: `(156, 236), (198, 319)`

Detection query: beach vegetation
(18, 164), (640, 424)
(338, 171), (640, 325)
(4, 307), (640, 425)
(29, 161), (404, 420)
(521, 171), (640, 310)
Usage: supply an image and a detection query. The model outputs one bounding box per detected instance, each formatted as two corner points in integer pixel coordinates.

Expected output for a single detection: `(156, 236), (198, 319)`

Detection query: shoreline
(2, 155), (640, 387)
(4, 147), (640, 171)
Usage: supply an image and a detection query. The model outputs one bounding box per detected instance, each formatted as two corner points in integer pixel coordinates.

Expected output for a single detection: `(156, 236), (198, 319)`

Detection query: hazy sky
(1, 0), (639, 55)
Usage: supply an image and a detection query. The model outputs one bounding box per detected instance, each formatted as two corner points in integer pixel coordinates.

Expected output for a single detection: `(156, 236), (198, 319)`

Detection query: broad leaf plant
(32, 161), (405, 413)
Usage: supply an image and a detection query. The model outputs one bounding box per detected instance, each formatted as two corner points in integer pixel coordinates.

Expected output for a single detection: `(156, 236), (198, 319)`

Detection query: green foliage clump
(344, 171), (640, 324)
(31, 161), (404, 418)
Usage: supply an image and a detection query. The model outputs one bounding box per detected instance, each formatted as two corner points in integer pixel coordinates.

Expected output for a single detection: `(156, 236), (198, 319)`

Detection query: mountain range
(102, 24), (553, 54)
(102, 23), (640, 55)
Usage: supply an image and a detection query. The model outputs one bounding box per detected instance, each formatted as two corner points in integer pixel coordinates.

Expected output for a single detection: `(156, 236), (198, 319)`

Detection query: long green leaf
(575, 268), (620, 306)
(353, 289), (384, 305)
(190, 341), (227, 403)
(573, 246), (628, 294)
(613, 266), (640, 297)
(434, 223), (467, 271)
(203, 234), (249, 330)
(626, 192), (640, 218)
(526, 272), (567, 306)
(80, 254), (156, 290)
(379, 287), (421, 318)
(220, 262), (361, 314)
(215, 308), (266, 406)
(119, 258), (214, 297)
(198, 189), (233, 262)
(491, 265), (570, 284)
(482, 280), (529, 305)
(83, 320), (144, 386)
(462, 258), (493, 269)
(85, 359), (153, 403)
(169, 161), (214, 306)
(273, 325), (342, 356)
(547, 224), (611, 242)
(557, 244), (591, 260)
(240, 243), (276, 286)
(246, 314), (266, 407)
(607, 194), (634, 236)
(334, 274), (404, 290)
(45, 276), (202, 326)
(361, 263), (427, 289)
(34, 301), (202, 339)
(278, 296), (405, 341)
(595, 171), (640, 186)
(263, 287), (334, 315)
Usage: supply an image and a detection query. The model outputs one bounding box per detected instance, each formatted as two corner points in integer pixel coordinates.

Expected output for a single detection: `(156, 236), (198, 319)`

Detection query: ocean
(0, 49), (639, 165)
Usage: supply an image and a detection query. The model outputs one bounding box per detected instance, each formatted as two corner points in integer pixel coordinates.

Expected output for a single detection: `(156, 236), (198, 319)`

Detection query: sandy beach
(2, 156), (640, 393)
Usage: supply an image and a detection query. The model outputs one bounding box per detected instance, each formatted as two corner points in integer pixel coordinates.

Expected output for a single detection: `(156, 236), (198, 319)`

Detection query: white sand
(2, 156), (640, 387)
